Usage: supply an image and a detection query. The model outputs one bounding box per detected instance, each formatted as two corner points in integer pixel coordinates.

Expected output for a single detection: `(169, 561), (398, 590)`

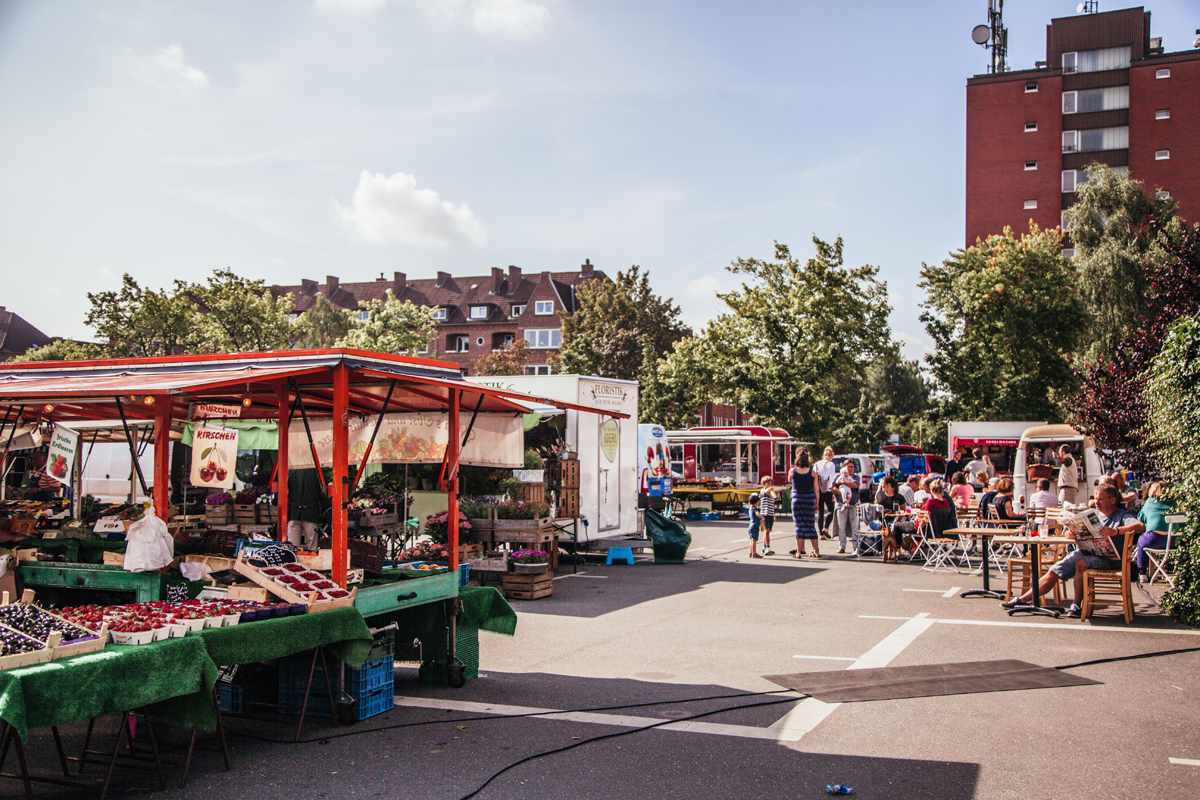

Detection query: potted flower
(422, 510), (471, 545)
(493, 499), (552, 530)
(459, 497), (499, 531)
(513, 450), (546, 484)
(469, 548), (509, 572)
(400, 541), (450, 564)
(510, 549), (549, 574)
(204, 491), (233, 524)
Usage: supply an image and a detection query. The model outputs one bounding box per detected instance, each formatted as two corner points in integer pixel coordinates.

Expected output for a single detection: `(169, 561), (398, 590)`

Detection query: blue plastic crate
(701, 511), (721, 521)
(279, 655), (394, 695)
(216, 683), (244, 714)
(458, 562), (470, 587)
(346, 657), (393, 694)
(279, 681), (394, 720)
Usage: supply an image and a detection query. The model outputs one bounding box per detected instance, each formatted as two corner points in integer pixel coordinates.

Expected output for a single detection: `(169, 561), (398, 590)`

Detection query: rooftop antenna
(971, 0), (1008, 74)
(1076, 1), (1098, 13)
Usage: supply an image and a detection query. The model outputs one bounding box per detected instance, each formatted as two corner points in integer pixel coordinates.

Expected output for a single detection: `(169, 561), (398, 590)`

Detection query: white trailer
(466, 374), (639, 539)
(946, 420), (1046, 476)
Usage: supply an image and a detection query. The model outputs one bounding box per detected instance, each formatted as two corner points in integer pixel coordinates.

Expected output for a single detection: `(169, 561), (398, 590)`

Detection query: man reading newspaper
(1002, 485), (1144, 617)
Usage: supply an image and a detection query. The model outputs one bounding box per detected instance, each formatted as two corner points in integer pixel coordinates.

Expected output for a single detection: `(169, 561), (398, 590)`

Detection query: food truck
(637, 423), (671, 510)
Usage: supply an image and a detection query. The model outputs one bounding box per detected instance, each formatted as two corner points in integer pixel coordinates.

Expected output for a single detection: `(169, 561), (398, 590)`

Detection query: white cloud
(146, 43), (210, 89)
(334, 170), (487, 247)
(472, 0), (552, 39)
(894, 330), (933, 363)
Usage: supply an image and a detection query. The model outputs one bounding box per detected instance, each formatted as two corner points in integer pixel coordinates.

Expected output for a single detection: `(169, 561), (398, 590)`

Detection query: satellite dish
(972, 24), (991, 45)
(1077, 2), (1086, 12)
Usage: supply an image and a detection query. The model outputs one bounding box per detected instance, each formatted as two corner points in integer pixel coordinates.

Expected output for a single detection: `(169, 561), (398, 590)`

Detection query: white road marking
(553, 573), (607, 580)
(1169, 758), (1200, 766)
(729, 538), (748, 544)
(792, 655), (858, 662)
(860, 615), (1200, 636)
(942, 587), (962, 598)
(902, 589), (947, 593)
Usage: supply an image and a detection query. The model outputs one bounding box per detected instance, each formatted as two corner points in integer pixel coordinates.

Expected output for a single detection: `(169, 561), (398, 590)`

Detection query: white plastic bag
(123, 507), (174, 573)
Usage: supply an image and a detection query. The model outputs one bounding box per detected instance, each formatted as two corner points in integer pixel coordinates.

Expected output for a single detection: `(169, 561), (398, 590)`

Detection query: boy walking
(747, 493), (763, 558)
(759, 477), (779, 555)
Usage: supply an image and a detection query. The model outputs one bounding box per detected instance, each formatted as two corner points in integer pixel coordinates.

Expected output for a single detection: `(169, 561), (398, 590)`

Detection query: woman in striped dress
(789, 447), (820, 558)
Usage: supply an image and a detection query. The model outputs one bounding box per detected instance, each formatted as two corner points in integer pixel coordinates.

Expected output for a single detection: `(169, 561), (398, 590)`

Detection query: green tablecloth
(368, 586), (515, 663)
(197, 606), (374, 669)
(0, 636), (218, 743)
(19, 537), (198, 565)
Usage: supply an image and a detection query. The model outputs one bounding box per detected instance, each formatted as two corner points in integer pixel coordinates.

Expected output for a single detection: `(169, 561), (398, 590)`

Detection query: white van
(1011, 424), (1104, 512)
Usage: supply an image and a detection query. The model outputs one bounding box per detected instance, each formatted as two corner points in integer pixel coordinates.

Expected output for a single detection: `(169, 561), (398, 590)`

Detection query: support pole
(447, 389), (460, 571)
(332, 364), (350, 587)
(114, 398), (150, 499)
(152, 399), (171, 521)
(276, 384), (290, 543)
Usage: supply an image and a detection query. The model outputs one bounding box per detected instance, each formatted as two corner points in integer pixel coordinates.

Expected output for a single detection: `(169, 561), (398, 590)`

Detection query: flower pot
(493, 516), (552, 530)
(513, 469), (544, 484)
(514, 562), (548, 574)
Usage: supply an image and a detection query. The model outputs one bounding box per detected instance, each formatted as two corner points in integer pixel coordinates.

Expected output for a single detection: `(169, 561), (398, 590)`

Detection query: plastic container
(458, 563), (471, 587)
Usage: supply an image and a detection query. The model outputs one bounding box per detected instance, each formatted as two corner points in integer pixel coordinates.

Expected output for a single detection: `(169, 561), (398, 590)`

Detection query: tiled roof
(271, 264), (606, 323)
(0, 307), (53, 359)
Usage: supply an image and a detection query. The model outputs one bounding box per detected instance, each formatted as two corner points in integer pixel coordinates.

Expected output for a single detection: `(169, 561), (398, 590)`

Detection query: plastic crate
(458, 562), (470, 587)
(366, 628), (396, 662)
(701, 511), (721, 521)
(279, 682), (394, 721)
(420, 623), (479, 685)
(216, 682), (270, 715)
(279, 654), (394, 696)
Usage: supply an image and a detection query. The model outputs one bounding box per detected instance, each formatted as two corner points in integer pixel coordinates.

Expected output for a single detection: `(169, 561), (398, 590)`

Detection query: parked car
(880, 445), (947, 481)
(832, 454), (877, 499)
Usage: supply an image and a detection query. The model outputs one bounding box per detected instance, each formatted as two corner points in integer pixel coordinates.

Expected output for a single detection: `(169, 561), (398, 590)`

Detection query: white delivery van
(465, 374), (639, 539)
(1011, 424), (1104, 513)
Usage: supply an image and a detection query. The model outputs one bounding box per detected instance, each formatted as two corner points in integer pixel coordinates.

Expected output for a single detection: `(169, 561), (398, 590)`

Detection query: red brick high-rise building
(966, 6), (1200, 251)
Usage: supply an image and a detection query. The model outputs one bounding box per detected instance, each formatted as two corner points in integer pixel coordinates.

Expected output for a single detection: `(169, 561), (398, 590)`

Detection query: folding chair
(907, 511), (932, 562)
(1145, 514), (1188, 587)
(920, 505), (962, 574)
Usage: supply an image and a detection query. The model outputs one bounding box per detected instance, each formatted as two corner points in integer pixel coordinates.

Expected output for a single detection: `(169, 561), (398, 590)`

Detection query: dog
(881, 526), (901, 563)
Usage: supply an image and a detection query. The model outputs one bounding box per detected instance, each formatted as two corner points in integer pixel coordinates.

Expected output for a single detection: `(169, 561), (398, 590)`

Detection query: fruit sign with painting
(46, 424), (80, 487)
(190, 425), (238, 489)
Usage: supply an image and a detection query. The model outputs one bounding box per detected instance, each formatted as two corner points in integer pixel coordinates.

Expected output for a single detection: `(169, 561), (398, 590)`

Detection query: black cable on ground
(1054, 644), (1200, 671)
(456, 693), (803, 800)
(221, 687), (801, 745)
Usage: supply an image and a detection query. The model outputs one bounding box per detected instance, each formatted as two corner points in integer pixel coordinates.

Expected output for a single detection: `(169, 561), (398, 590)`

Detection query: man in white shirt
(912, 476), (931, 506)
(1029, 478), (1060, 511)
(965, 448), (989, 479)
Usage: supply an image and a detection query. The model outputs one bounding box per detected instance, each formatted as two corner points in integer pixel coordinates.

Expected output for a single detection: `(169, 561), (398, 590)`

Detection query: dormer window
(510, 304), (526, 317)
(469, 306), (488, 320)
(535, 300), (554, 315)
(431, 307), (447, 321)
(357, 311), (369, 321)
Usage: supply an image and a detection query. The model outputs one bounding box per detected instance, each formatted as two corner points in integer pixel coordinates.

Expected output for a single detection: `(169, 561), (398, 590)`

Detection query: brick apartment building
(966, 6), (1200, 251)
(271, 262), (608, 374)
(0, 307), (52, 361)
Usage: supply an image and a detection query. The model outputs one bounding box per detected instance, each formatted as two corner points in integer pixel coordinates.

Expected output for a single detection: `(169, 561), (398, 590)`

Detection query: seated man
(1029, 478), (1060, 511)
(1002, 485), (1144, 617)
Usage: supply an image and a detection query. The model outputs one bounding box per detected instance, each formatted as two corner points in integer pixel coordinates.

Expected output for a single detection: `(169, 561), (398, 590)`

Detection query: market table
(991, 535), (1074, 618)
(197, 606), (373, 668)
(954, 529), (1008, 600)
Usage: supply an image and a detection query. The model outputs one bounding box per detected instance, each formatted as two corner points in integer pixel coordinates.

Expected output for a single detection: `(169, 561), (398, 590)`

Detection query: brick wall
(1129, 58), (1200, 221)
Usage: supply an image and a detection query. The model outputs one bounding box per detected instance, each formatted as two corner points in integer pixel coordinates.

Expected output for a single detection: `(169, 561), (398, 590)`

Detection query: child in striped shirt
(759, 477), (779, 556)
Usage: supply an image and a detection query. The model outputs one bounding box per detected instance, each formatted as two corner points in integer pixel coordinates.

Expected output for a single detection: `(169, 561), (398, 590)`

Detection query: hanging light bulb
(242, 394), (253, 407)
(43, 404), (55, 413)
(143, 395), (155, 405)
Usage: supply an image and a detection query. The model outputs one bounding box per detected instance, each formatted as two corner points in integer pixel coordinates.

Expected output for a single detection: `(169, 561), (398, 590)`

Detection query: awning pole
(331, 363), (350, 587)
(447, 389), (460, 571)
(350, 379), (396, 496)
(152, 398), (171, 520)
(114, 398), (150, 499)
(0, 405), (22, 503)
(276, 384), (290, 543)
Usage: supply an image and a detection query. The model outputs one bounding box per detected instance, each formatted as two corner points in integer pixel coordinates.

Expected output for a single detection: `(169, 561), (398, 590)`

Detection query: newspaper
(1063, 508), (1119, 558)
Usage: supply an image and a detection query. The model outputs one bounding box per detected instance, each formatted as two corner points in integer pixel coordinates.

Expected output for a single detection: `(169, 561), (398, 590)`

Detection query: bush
(423, 511), (471, 545)
(523, 449), (545, 469)
(458, 497), (500, 519)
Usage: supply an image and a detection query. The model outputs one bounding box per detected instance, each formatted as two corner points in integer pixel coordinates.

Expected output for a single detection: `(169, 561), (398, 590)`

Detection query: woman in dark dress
(789, 447), (820, 558)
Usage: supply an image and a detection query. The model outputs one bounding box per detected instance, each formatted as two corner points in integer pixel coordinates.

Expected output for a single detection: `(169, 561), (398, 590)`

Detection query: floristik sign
(191, 425), (239, 488)
(45, 424), (80, 487)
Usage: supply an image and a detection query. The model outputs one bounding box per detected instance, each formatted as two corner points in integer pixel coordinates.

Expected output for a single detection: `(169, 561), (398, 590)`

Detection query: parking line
(792, 655), (858, 661)
(1169, 758), (1200, 766)
(902, 589), (946, 593)
(554, 572), (607, 580)
(860, 615), (1200, 636)
(942, 587), (962, 597)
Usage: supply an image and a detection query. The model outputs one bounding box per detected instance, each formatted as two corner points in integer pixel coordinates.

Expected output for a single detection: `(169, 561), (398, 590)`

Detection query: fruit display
(56, 598), (277, 643)
(0, 626), (47, 657)
(0, 603), (96, 644)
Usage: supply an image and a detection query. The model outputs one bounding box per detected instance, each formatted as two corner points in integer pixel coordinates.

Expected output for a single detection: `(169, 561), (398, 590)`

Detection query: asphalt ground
(13, 519), (1200, 799)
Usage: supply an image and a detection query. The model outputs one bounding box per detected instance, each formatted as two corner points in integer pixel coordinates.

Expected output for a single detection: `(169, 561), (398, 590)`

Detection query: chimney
(580, 258), (593, 276)
(507, 265), (521, 292)
(392, 271), (406, 295)
(300, 279), (316, 294)
(491, 267), (504, 293)
(326, 275), (339, 296)
(437, 271), (450, 287)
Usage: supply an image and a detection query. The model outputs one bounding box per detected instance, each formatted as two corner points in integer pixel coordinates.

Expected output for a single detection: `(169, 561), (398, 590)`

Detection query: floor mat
(763, 659), (1100, 703)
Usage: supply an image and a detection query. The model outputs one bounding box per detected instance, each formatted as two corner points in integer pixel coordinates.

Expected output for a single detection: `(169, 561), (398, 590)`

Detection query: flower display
(510, 549), (549, 565)
(205, 492), (233, 506)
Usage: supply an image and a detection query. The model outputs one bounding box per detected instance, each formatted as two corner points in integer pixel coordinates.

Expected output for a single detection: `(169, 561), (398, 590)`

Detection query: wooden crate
(232, 505), (258, 524)
(516, 483), (545, 504)
(557, 488), (580, 519)
(502, 571), (553, 600)
(557, 459), (580, 488)
(460, 542), (485, 560)
(205, 507), (233, 525)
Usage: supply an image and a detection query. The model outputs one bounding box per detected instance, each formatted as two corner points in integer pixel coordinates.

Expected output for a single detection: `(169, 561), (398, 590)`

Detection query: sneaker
(1000, 598), (1023, 610)
(749, 552), (763, 559)
(762, 548), (774, 556)
(837, 548), (846, 554)
(1065, 604), (1081, 618)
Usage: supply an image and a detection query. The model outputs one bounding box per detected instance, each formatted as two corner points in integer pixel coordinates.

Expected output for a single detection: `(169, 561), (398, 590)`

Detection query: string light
(43, 404), (55, 413)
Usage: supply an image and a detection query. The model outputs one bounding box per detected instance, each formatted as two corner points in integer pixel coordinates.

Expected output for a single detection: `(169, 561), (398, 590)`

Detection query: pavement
(15, 519), (1200, 799)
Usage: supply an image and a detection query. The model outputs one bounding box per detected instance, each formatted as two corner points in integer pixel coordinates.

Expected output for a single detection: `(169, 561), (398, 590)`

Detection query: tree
(85, 274), (200, 358)
(335, 290), (437, 354)
(638, 336), (718, 428)
(11, 339), (106, 363)
(699, 237), (891, 439)
(291, 292), (353, 349)
(471, 338), (530, 376)
(185, 269), (294, 353)
(1067, 164), (1177, 361)
(919, 224), (1088, 422)
(828, 348), (936, 452)
(554, 266), (690, 380)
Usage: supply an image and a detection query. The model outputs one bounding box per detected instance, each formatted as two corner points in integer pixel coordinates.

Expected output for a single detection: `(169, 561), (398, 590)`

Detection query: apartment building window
(1024, 122), (1038, 132)
(469, 305), (488, 320)
(1062, 248), (1076, 258)
(524, 365), (552, 376)
(431, 307), (447, 320)
(1062, 126), (1128, 153)
(1024, 82), (1038, 93)
(1061, 210), (1073, 230)
(534, 300), (554, 315)
(1156, 150), (1170, 160)
(1156, 109), (1170, 120)
(1024, 200), (1038, 210)
(448, 334), (469, 353)
(1064, 166), (1129, 192)
(1061, 47), (1130, 74)
(524, 328), (562, 349)
(357, 311), (369, 321)
(1062, 86), (1129, 115)
(1024, 161), (1038, 171)
(510, 304), (525, 317)
(1157, 190), (1171, 200)
(1156, 68), (1171, 79)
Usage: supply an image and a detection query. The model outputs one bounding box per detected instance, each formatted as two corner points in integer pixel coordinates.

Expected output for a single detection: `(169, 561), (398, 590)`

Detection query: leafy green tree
(638, 336), (719, 429)
(554, 266), (690, 380)
(1067, 164), (1177, 361)
(701, 238), (891, 439)
(185, 269), (294, 353)
(85, 274), (200, 358)
(11, 339), (106, 363)
(335, 290), (437, 354)
(919, 224), (1088, 422)
(471, 338), (530, 375)
(291, 292), (353, 349)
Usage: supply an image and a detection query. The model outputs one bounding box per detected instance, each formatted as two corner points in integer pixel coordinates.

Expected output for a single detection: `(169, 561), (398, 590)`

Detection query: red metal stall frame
(0, 349), (627, 587)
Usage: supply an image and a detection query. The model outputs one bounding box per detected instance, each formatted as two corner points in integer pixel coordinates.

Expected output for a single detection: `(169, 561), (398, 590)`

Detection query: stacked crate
(548, 459), (580, 518)
(278, 628), (395, 721)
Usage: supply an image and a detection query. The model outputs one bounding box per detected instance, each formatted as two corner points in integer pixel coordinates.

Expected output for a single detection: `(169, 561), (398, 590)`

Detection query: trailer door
(598, 418), (621, 531)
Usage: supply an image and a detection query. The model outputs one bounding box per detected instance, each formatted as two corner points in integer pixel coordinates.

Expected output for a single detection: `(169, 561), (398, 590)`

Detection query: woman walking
(789, 447), (820, 558)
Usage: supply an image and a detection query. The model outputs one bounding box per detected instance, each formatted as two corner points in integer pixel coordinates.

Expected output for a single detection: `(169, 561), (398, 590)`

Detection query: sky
(1, 0), (1196, 362)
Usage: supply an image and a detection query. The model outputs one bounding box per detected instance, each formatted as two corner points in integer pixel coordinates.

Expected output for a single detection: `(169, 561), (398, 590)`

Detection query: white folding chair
(1146, 514), (1188, 587)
